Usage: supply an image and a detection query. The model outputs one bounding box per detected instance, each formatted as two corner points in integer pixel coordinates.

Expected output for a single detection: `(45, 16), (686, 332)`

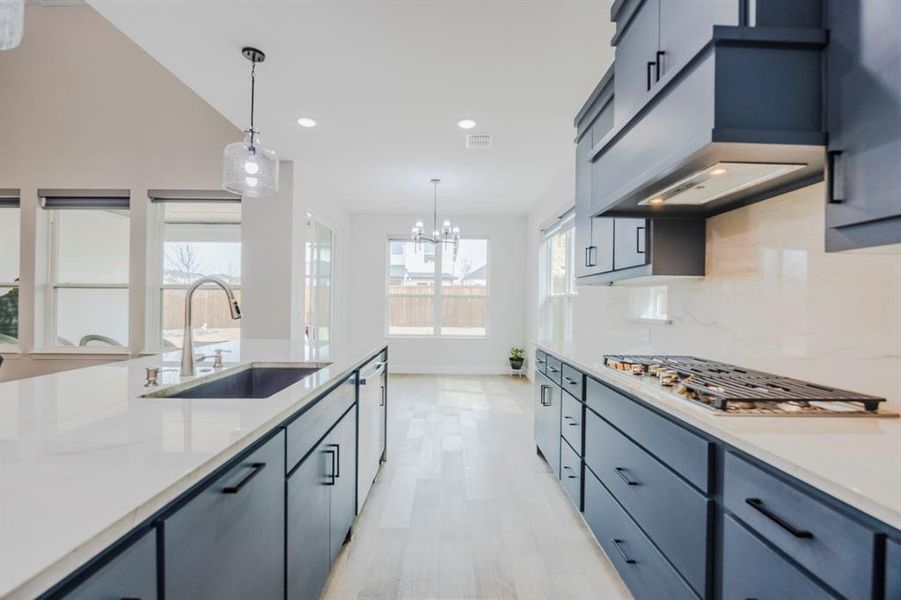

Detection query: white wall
(347, 213), (527, 373)
(527, 182), (901, 409)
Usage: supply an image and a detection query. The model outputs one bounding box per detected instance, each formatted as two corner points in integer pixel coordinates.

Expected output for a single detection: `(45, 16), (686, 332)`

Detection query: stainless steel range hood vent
(638, 162), (805, 207)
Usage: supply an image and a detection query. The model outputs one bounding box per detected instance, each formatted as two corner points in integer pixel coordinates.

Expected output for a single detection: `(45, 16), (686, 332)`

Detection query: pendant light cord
(249, 61), (256, 148)
(433, 180), (438, 235)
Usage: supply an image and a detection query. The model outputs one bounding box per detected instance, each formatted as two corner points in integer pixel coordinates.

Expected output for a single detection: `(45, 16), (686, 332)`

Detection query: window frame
(46, 208), (131, 349)
(539, 212), (577, 342)
(0, 201), (20, 351)
(151, 203), (243, 351)
(385, 236), (490, 339)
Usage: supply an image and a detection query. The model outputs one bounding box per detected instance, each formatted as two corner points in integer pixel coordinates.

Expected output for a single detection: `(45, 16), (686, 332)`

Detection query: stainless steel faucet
(180, 277), (241, 377)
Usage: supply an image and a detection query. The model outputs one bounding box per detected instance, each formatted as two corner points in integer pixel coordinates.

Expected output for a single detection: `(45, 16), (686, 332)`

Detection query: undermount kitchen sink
(143, 363), (327, 399)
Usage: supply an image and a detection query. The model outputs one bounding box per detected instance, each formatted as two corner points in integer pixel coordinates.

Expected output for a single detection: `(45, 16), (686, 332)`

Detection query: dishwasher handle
(359, 362), (386, 385)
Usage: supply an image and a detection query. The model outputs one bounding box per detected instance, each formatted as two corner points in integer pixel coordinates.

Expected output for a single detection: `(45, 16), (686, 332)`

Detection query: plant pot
(509, 358), (524, 370)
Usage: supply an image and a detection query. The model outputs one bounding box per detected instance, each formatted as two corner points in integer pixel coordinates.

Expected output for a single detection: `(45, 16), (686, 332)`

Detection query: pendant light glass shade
(222, 130), (279, 198)
(0, 0), (24, 51)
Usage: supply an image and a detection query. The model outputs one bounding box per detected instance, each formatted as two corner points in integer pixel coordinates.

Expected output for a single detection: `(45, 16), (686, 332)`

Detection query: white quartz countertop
(536, 341), (901, 532)
(0, 339), (387, 599)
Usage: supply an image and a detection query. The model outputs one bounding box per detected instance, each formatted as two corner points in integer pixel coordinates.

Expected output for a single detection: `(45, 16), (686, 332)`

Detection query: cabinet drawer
(163, 431), (285, 599)
(722, 515), (832, 600)
(583, 469), (697, 600)
(561, 363), (584, 401)
(286, 375), (356, 473)
(887, 538), (901, 600)
(561, 392), (583, 456)
(586, 377), (710, 492)
(560, 437), (582, 510)
(64, 529), (157, 600)
(545, 355), (563, 385)
(535, 349), (547, 375)
(585, 410), (709, 596)
(723, 452), (875, 599)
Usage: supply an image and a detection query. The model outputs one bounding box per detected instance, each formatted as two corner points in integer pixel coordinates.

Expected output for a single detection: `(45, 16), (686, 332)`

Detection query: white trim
(29, 348), (132, 358)
(389, 364), (519, 375)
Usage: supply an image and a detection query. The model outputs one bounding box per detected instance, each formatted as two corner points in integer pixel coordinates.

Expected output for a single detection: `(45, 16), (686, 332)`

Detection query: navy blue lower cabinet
(62, 529), (157, 600)
(328, 408), (357, 564)
(584, 409), (709, 596)
(583, 468), (697, 600)
(162, 431), (286, 600)
(287, 437), (332, 600)
(723, 452), (875, 599)
(886, 538), (901, 600)
(534, 371), (561, 477)
(559, 437), (582, 510)
(721, 515), (833, 599)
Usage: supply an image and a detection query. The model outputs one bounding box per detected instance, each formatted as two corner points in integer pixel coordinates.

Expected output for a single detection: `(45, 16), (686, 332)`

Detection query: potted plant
(509, 347), (525, 370)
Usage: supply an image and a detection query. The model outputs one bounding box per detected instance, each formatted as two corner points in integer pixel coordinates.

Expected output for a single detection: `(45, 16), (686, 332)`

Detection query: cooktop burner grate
(603, 355), (886, 413)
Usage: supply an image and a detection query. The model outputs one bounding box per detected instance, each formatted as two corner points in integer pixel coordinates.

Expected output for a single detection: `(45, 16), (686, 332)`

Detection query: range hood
(590, 26), (828, 219)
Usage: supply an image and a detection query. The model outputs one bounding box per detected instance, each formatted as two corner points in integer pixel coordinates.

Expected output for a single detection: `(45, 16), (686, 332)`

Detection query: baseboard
(390, 364), (525, 376)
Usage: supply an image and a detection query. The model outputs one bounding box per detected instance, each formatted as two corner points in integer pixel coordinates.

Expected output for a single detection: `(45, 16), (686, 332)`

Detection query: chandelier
(411, 178), (460, 260)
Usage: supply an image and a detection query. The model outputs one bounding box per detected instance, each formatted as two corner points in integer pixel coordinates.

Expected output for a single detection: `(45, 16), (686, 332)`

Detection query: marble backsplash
(569, 183), (901, 409)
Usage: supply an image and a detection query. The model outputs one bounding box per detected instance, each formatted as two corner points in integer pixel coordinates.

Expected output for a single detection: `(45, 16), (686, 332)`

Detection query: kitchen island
(0, 340), (388, 599)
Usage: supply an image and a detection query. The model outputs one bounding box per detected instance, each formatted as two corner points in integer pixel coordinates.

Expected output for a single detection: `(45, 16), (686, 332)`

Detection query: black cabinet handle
(548, 366), (560, 373)
(828, 150), (846, 203)
(562, 376), (579, 386)
(614, 467), (639, 486)
(330, 443), (341, 478)
(539, 384), (550, 406)
(222, 462), (266, 494)
(612, 539), (636, 564)
(646, 61), (656, 91)
(536, 359), (545, 364)
(745, 498), (813, 539)
(564, 415), (579, 427)
(636, 225), (646, 254)
(585, 245), (597, 268)
(563, 465), (579, 479)
(380, 384), (386, 407)
(655, 50), (665, 82)
(324, 448), (337, 485)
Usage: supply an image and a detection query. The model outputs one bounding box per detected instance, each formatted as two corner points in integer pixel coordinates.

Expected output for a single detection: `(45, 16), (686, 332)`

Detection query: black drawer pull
(563, 465), (579, 479)
(548, 366), (560, 373)
(612, 539), (636, 564)
(655, 50), (665, 82)
(536, 359), (545, 364)
(636, 225), (646, 254)
(745, 498), (813, 539)
(222, 462), (266, 494)
(562, 376), (579, 386)
(380, 384), (386, 407)
(614, 467), (639, 486)
(585, 245), (597, 267)
(324, 448), (337, 485)
(646, 60), (656, 91)
(540, 385), (551, 406)
(564, 415), (579, 427)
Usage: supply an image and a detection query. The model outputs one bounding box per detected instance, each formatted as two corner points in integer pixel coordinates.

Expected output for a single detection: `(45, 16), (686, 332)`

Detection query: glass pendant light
(0, 0), (24, 51)
(223, 47), (279, 198)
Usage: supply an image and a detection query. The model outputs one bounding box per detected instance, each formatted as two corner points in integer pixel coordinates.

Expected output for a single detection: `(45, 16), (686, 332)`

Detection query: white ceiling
(88, 1), (614, 215)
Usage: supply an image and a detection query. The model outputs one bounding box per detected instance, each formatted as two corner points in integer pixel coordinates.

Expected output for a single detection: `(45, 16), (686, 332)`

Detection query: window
(387, 238), (488, 336)
(539, 212), (576, 342)
(0, 192), (20, 345)
(47, 204), (130, 347)
(157, 201), (242, 349)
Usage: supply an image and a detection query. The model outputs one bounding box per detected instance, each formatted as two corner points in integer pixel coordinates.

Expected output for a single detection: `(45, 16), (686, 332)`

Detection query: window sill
(0, 344), (21, 355)
(386, 334), (490, 340)
(627, 317), (672, 325)
(29, 347), (133, 359)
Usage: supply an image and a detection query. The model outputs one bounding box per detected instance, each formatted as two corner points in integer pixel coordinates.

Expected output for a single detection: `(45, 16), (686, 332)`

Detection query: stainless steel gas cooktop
(602, 355), (896, 417)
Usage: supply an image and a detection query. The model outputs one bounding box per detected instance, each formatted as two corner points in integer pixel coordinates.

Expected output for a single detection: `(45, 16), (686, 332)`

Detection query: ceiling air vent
(466, 133), (492, 149)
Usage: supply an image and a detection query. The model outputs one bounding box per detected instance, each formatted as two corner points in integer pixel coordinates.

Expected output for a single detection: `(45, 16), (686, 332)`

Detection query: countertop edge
(535, 342), (901, 533)
(5, 344), (388, 600)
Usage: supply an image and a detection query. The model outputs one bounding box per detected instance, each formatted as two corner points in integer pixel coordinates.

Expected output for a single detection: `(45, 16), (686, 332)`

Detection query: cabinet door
(887, 538), (901, 600)
(287, 440), (331, 600)
(613, 0), (660, 124)
(825, 0), (901, 248)
(358, 363), (384, 512)
(613, 218), (648, 271)
(574, 133), (593, 279)
(534, 372), (560, 477)
(164, 432), (285, 600)
(328, 408), (357, 565)
(65, 529), (157, 600)
(658, 0), (738, 79)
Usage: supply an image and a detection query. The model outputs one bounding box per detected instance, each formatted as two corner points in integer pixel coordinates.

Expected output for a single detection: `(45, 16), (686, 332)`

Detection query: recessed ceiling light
(457, 119), (476, 130)
(297, 117), (316, 128)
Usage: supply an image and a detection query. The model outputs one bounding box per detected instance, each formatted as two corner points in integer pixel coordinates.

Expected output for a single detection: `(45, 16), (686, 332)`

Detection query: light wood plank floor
(322, 374), (631, 600)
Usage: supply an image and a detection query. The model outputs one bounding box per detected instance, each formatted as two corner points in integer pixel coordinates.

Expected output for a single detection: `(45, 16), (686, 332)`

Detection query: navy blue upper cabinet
(657, 1), (738, 79)
(612, 217), (648, 270)
(824, 0), (901, 251)
(612, 0), (660, 124)
(163, 431), (286, 600)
